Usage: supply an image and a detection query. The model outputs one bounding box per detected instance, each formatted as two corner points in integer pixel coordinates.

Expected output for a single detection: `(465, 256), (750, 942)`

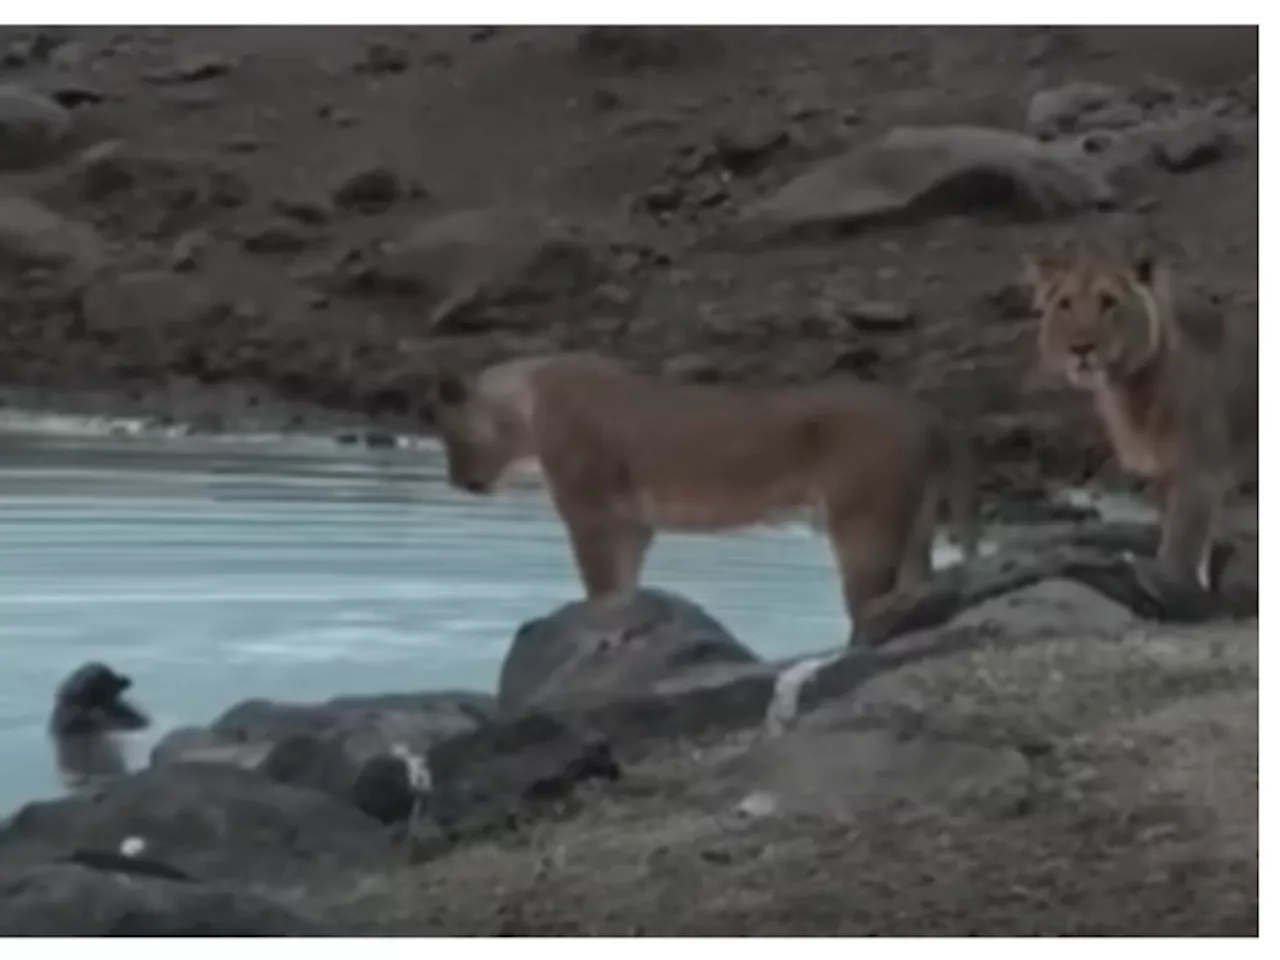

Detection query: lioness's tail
(934, 425), (981, 563)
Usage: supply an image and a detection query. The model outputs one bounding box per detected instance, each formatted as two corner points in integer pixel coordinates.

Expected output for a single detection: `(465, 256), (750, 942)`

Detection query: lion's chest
(1094, 387), (1172, 478)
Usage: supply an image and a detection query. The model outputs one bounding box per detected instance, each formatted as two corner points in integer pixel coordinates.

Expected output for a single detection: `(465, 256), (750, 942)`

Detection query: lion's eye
(1057, 295), (1072, 310)
(1098, 293), (1116, 311)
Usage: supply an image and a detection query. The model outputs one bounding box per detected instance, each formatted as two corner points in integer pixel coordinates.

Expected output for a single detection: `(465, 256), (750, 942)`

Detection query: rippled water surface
(0, 425), (849, 811)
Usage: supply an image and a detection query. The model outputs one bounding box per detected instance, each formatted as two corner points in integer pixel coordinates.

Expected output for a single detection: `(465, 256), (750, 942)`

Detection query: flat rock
(0, 862), (315, 935)
(744, 125), (1113, 237)
(0, 764), (395, 883)
(0, 84), (71, 170)
(498, 587), (760, 715)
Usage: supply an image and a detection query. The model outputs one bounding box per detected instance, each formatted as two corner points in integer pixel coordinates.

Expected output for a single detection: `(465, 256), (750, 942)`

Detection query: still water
(0, 421), (849, 812)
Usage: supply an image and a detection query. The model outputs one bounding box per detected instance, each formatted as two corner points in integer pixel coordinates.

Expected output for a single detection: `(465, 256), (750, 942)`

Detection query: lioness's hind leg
(896, 482), (939, 591)
(826, 509), (911, 641)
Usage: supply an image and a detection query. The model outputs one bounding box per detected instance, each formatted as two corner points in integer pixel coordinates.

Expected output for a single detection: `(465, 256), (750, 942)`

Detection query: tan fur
(430, 352), (980, 642)
(1025, 243), (1258, 589)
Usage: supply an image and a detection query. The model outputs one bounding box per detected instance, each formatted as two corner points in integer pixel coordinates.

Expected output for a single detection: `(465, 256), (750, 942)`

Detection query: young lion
(1025, 243), (1258, 590)
(430, 352), (979, 641)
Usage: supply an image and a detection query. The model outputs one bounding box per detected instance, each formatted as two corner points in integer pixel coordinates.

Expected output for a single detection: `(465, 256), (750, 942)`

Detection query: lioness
(1024, 243), (1258, 589)
(430, 352), (979, 641)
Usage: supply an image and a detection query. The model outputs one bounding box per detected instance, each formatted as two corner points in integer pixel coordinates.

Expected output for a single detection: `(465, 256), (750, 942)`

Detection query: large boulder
(0, 862), (316, 935)
(498, 588), (761, 715)
(0, 764), (395, 883)
(743, 125), (1113, 237)
(331, 207), (613, 331)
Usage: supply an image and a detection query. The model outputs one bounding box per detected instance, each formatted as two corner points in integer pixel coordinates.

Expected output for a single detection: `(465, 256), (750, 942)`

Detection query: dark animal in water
(48, 662), (150, 790)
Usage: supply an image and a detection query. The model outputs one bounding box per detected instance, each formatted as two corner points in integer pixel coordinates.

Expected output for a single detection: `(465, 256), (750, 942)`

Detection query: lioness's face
(431, 374), (524, 496)
(1025, 250), (1164, 388)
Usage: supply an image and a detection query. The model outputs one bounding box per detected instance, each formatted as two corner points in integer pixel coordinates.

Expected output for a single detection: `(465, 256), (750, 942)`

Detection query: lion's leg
(613, 523), (655, 591)
(1156, 471), (1221, 591)
(825, 508), (911, 643)
(558, 509), (631, 599)
(895, 482), (939, 591)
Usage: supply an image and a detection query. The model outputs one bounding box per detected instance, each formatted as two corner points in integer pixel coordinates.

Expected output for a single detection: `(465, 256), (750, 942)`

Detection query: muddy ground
(0, 25), (1260, 512)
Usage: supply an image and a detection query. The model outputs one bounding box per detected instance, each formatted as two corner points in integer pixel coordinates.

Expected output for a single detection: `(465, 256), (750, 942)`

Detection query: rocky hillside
(0, 25), (1259, 511)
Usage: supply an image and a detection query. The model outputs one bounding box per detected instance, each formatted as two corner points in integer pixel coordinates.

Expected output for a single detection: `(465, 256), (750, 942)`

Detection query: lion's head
(1024, 245), (1175, 389)
(430, 369), (536, 495)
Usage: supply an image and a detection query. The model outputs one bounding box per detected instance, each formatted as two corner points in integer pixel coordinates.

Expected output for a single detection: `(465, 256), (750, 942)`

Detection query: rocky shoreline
(0, 24), (1258, 935)
(0, 521), (1259, 935)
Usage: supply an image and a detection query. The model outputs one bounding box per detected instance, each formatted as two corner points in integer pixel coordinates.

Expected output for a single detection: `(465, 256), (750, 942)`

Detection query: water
(0, 423), (850, 812)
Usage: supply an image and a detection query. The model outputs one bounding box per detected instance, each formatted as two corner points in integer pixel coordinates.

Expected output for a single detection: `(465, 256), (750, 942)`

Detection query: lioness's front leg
(1156, 470), (1221, 591)
(552, 498), (654, 600)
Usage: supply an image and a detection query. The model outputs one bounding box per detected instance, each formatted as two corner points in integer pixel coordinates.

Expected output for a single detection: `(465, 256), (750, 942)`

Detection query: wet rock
(0, 196), (105, 285)
(0, 84), (72, 170)
(499, 588), (760, 715)
(152, 691), (497, 823)
(0, 765), (395, 883)
(0, 862), (316, 935)
(743, 125), (1113, 238)
(330, 162), (403, 213)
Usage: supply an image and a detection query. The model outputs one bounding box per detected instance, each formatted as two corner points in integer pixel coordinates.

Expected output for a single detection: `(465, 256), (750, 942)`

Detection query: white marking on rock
(390, 742), (433, 794)
(736, 791), (779, 819)
(119, 836), (147, 858)
(763, 652), (841, 737)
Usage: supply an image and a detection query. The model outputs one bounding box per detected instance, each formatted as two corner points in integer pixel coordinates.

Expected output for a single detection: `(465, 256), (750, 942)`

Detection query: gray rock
(744, 125), (1113, 237)
(0, 862), (316, 935)
(339, 207), (612, 330)
(0, 765), (395, 883)
(1027, 81), (1127, 136)
(330, 162), (402, 213)
(240, 219), (314, 254)
(498, 587), (760, 715)
(1151, 113), (1231, 172)
(422, 711), (622, 847)
(0, 84), (71, 170)
(0, 196), (104, 284)
(151, 691), (496, 823)
(63, 140), (251, 230)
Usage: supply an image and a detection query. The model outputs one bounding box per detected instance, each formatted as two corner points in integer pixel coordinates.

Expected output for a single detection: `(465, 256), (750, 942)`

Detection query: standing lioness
(1025, 243), (1258, 589)
(430, 352), (979, 641)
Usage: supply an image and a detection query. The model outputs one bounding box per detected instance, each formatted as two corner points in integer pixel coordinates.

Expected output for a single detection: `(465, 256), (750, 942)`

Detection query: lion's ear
(435, 373), (469, 407)
(1021, 250), (1067, 289)
(1131, 252), (1158, 287)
